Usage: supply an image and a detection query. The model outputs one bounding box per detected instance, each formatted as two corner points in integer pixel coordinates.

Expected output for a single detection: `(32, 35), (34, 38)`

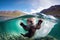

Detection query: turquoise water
(0, 15), (35, 35)
(0, 15), (60, 40)
(49, 20), (60, 40)
(0, 19), (28, 35)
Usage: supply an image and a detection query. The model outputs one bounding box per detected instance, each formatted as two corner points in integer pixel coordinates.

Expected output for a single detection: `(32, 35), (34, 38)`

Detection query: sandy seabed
(0, 33), (57, 40)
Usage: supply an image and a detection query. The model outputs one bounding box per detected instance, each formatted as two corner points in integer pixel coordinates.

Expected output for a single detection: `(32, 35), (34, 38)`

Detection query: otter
(20, 18), (43, 38)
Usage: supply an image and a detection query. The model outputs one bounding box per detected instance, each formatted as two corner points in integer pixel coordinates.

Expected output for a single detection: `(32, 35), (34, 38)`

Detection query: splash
(33, 13), (58, 38)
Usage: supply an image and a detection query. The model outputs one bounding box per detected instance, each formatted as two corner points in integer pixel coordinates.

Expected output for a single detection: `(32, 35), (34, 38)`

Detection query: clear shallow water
(0, 19), (27, 35)
(0, 14), (60, 40)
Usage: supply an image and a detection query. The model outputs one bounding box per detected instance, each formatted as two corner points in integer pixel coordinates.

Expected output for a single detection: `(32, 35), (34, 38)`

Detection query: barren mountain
(41, 5), (60, 18)
(0, 10), (26, 17)
(0, 10), (26, 21)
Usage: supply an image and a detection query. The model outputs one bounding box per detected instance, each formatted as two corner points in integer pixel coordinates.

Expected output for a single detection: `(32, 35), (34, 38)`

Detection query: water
(0, 14), (60, 40)
(49, 20), (60, 40)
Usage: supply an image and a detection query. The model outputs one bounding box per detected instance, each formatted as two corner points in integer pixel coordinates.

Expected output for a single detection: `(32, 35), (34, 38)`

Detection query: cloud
(30, 7), (44, 13)
(16, 0), (60, 14)
(50, 0), (60, 5)
(23, 0), (52, 14)
(28, 0), (60, 13)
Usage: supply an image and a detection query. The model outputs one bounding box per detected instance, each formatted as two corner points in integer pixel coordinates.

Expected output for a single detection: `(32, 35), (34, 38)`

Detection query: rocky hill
(0, 10), (26, 21)
(41, 5), (60, 18)
(0, 10), (25, 17)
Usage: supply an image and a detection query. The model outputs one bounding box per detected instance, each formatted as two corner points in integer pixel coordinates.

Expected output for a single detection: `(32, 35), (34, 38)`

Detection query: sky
(0, 0), (60, 13)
